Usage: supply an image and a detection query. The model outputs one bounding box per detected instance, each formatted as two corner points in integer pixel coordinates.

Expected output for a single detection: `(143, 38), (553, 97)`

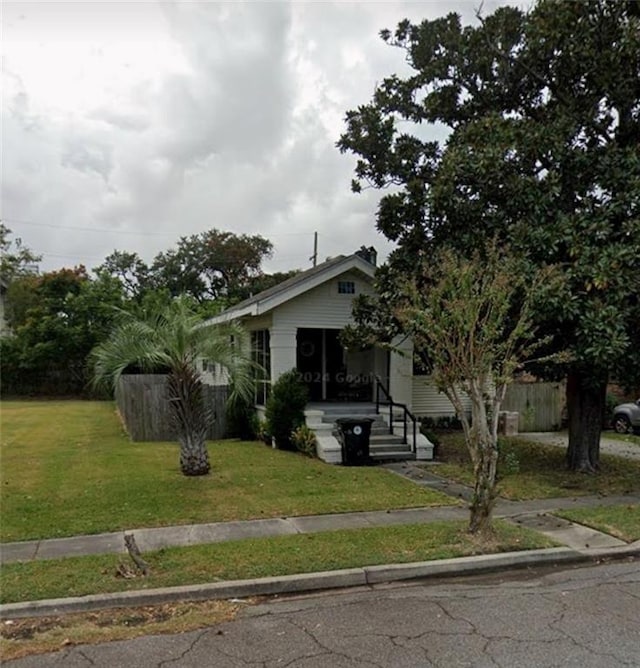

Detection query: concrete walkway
(2, 465), (638, 565)
(1, 463), (639, 619)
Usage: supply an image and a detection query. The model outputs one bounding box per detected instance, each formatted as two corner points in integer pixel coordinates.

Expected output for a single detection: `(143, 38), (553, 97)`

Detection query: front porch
(277, 327), (387, 403)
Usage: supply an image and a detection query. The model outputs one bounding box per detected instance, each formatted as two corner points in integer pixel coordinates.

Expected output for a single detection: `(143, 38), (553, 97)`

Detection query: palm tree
(91, 297), (256, 476)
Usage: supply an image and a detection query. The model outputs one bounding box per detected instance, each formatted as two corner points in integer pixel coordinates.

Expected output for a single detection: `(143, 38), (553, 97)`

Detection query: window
(338, 280), (355, 295)
(251, 329), (271, 405)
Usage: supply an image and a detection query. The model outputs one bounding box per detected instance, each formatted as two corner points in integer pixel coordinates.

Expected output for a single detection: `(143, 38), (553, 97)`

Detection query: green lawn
(431, 433), (640, 500)
(0, 520), (555, 604)
(0, 401), (454, 542)
(555, 504), (640, 543)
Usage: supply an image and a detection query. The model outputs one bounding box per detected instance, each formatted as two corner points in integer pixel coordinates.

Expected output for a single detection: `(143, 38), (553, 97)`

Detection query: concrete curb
(4, 545), (637, 620)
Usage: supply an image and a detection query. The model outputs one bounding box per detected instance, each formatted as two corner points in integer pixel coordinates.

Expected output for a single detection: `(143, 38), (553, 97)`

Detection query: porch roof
(203, 253), (376, 325)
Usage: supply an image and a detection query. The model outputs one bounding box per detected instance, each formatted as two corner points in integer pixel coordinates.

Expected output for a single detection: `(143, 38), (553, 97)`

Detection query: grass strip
(1, 401), (454, 542)
(0, 520), (556, 604)
(431, 433), (640, 500)
(0, 599), (243, 662)
(554, 504), (640, 543)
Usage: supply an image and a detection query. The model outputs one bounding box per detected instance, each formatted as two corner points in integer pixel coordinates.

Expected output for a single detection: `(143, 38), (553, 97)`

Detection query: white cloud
(1, 0), (522, 275)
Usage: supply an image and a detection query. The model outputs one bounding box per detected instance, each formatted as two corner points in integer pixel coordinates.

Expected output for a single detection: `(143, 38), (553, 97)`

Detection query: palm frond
(89, 296), (256, 400)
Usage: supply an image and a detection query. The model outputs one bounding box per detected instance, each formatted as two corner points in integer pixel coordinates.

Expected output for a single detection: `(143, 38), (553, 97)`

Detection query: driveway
(517, 431), (640, 461)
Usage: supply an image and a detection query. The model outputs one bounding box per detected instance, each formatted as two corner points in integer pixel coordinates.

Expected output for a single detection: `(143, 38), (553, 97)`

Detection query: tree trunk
(167, 365), (211, 476)
(466, 380), (499, 536)
(469, 443), (499, 535)
(178, 432), (211, 477)
(565, 368), (607, 473)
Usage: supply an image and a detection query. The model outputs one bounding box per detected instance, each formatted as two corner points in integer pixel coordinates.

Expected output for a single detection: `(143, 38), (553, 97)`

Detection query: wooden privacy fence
(115, 375), (229, 442)
(502, 382), (565, 432)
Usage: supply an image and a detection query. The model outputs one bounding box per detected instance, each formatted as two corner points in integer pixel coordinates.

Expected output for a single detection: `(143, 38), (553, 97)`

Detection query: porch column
(389, 336), (413, 408)
(269, 327), (297, 384)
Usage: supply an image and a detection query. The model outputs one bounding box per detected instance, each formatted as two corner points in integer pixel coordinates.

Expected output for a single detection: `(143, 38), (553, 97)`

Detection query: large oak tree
(95, 229), (285, 308)
(339, 0), (640, 472)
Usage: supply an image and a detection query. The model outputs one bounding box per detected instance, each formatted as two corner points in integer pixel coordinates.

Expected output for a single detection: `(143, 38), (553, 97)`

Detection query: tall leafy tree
(232, 269), (301, 303)
(338, 0), (640, 472)
(96, 230), (278, 308)
(396, 245), (557, 534)
(90, 297), (256, 476)
(0, 223), (41, 283)
(94, 250), (150, 300)
(1, 267), (125, 395)
(150, 229), (273, 304)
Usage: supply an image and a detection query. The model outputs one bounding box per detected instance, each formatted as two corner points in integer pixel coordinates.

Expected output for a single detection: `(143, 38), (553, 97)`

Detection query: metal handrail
(374, 375), (418, 453)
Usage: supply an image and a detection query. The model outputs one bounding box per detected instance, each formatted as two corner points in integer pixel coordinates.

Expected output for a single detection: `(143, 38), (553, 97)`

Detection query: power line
(2, 218), (176, 237)
(3, 217), (321, 238)
(41, 252), (108, 262)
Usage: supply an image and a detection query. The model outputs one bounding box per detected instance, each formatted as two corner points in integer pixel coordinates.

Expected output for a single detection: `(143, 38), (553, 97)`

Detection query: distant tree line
(0, 224), (297, 397)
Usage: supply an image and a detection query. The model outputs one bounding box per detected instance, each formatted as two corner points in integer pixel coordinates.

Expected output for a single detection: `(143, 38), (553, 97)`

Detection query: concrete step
(370, 445), (411, 456)
(328, 428), (398, 441)
(321, 414), (384, 424)
(370, 433), (405, 446)
(316, 404), (377, 415)
(370, 424), (394, 433)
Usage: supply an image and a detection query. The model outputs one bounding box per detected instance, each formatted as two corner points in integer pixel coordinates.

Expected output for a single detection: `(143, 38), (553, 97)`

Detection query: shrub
(256, 419), (272, 446)
(225, 396), (259, 441)
(497, 440), (521, 477)
(436, 415), (463, 430)
(421, 415), (463, 431)
(291, 424), (318, 457)
(265, 370), (308, 450)
(421, 416), (436, 431)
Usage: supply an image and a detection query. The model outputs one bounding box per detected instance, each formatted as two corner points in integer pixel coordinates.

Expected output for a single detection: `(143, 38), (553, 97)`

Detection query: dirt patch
(0, 598), (255, 662)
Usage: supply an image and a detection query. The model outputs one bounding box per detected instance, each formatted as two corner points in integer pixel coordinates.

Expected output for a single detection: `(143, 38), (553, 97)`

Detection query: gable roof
(204, 253), (376, 325)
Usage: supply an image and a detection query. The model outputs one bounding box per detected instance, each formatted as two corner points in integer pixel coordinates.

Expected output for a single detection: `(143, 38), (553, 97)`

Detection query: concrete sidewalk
(1, 465), (638, 620)
(2, 465), (637, 564)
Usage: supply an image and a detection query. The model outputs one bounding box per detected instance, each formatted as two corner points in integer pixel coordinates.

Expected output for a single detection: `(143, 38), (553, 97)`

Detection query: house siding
(412, 375), (472, 417)
(273, 270), (374, 330)
(266, 270), (379, 387)
(389, 336), (413, 407)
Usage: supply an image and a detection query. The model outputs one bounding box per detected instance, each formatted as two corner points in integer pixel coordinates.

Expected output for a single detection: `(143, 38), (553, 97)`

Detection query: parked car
(612, 399), (640, 434)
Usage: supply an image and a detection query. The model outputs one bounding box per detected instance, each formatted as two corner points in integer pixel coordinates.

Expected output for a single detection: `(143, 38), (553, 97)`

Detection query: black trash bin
(335, 417), (374, 466)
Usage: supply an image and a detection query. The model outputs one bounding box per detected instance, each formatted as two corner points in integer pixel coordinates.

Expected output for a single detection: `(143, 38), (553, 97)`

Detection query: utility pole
(310, 231), (318, 267)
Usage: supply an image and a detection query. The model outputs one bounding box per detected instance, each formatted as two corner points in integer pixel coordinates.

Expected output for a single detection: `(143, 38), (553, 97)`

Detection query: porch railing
(374, 375), (418, 453)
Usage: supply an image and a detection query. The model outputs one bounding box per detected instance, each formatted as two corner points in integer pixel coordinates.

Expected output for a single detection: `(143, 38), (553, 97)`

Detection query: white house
(204, 248), (470, 463)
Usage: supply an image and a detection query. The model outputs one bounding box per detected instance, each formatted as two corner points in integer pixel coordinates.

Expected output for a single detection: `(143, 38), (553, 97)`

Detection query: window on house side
(251, 329), (271, 405)
(338, 281), (355, 294)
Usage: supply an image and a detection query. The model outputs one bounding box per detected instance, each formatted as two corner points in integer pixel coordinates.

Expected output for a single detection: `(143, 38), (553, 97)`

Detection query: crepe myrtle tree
(338, 0), (640, 473)
(91, 296), (257, 476)
(396, 245), (560, 535)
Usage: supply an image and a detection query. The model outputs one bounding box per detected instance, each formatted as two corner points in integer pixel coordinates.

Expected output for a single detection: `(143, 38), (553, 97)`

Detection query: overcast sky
(2, 0), (516, 276)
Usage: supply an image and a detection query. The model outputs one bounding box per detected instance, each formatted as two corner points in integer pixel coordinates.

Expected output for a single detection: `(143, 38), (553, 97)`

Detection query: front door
(296, 329), (345, 401)
(297, 328), (324, 401)
(296, 329), (375, 401)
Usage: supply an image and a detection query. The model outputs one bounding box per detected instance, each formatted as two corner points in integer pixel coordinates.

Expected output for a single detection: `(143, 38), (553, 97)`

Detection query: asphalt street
(7, 559), (639, 667)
